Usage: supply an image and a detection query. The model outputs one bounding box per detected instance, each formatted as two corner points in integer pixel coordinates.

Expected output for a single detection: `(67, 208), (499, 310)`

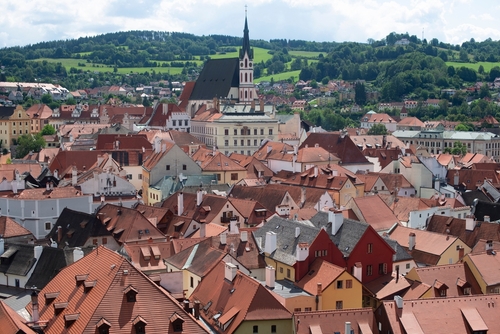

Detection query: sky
(1, 0), (500, 48)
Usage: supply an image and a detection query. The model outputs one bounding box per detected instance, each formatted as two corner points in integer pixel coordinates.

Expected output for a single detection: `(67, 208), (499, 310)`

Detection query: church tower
(238, 12), (256, 104)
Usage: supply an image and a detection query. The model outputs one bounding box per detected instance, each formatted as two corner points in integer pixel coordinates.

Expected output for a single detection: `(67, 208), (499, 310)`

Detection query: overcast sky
(1, 0), (500, 49)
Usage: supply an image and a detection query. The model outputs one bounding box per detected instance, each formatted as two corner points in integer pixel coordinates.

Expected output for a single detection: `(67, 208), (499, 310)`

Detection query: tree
(15, 134), (45, 158)
(444, 141), (467, 156)
(367, 123), (388, 135)
(40, 124), (56, 136)
(455, 124), (470, 131)
(479, 83), (491, 99)
(354, 82), (367, 106)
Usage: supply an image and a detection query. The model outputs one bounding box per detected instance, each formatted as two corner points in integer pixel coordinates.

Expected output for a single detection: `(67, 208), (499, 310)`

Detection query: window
(440, 288), (447, 297)
(173, 120), (176, 126)
(337, 280), (343, 289)
(254, 129), (257, 135)
(190, 276), (194, 288)
(279, 267), (283, 274)
(241, 140), (244, 146)
(335, 300), (343, 310)
(367, 265), (373, 276)
(184, 120), (188, 126)
(247, 140), (251, 146)
(45, 222), (52, 230)
(138, 174), (142, 180)
(234, 140), (237, 146)
(182, 164), (186, 171)
(225, 129), (229, 135)
(217, 174), (221, 181)
(378, 263), (387, 275)
(102, 238), (107, 245)
(166, 165), (170, 170)
(253, 325), (258, 333)
(93, 239), (98, 245)
(286, 268), (291, 278)
(254, 139), (257, 146)
(127, 174), (132, 180)
(225, 140), (228, 146)
(406, 263), (411, 269)
(464, 287), (471, 295)
(269, 129), (273, 135)
(346, 279), (352, 288)
(231, 173), (238, 181)
(367, 243), (373, 254)
(294, 308), (301, 312)
(322, 250), (327, 256)
(304, 307), (312, 311)
(271, 325), (277, 333)
(260, 129), (264, 135)
(234, 129), (237, 135)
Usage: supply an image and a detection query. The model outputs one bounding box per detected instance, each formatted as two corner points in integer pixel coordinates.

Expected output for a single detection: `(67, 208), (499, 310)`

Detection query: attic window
(170, 313), (184, 332)
(150, 246), (161, 260)
(96, 318), (112, 334)
(67, 230), (75, 237)
(54, 302), (68, 315)
(133, 315), (147, 334)
(124, 285), (138, 302)
(45, 292), (60, 305)
(80, 220), (88, 228)
(141, 246), (151, 260)
(64, 313), (80, 327)
(203, 301), (212, 312)
(75, 274), (89, 286)
(103, 217), (111, 224)
(84, 280), (97, 293)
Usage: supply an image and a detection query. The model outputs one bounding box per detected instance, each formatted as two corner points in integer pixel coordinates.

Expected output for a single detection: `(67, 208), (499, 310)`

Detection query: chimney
(240, 231), (248, 242)
(394, 295), (403, 309)
(300, 187), (306, 207)
(314, 166), (318, 178)
(230, 218), (239, 235)
(345, 322), (351, 334)
(31, 291), (39, 324)
(317, 283), (322, 296)
(34, 245), (43, 260)
(264, 231), (277, 254)
(194, 300), (200, 320)
(465, 215), (475, 231)
(73, 247), (84, 262)
(199, 223), (206, 238)
(224, 262), (238, 282)
(57, 226), (63, 242)
(154, 137), (161, 153)
(265, 266), (275, 289)
(486, 240), (493, 252)
(458, 246), (464, 259)
(329, 209), (344, 235)
(295, 226), (301, 238)
(409, 232), (416, 251)
(0, 238), (5, 256)
(196, 189), (203, 206)
(220, 232), (227, 245)
(484, 215), (490, 223)
(396, 265), (400, 283)
(251, 99), (255, 110)
(46, 182), (50, 191)
(54, 169), (59, 179)
(72, 166), (78, 186)
(183, 300), (190, 312)
(50, 239), (57, 248)
(296, 243), (309, 262)
(177, 192), (184, 216)
(260, 99), (264, 112)
(353, 262), (362, 282)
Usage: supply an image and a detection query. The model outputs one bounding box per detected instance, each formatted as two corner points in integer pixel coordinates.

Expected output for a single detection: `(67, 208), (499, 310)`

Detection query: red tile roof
(28, 246), (208, 333)
(190, 262), (292, 333)
(294, 308), (378, 334)
(0, 216), (34, 239)
(0, 300), (36, 333)
(347, 195), (400, 231)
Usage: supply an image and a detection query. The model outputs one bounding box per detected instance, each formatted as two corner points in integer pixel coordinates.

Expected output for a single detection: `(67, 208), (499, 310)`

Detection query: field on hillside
(446, 61), (500, 72)
(255, 70), (301, 83)
(30, 46), (313, 81)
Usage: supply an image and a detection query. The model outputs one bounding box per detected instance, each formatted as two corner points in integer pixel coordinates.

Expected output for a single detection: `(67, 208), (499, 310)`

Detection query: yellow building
(463, 251), (500, 294)
(296, 259), (363, 311)
(0, 105), (31, 148)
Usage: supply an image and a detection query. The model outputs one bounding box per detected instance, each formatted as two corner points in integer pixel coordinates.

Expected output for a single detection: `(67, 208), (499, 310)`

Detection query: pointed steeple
(240, 12), (253, 59)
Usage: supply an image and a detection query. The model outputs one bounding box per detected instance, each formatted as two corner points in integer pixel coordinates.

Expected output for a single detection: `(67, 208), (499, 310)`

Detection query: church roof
(189, 58), (239, 101)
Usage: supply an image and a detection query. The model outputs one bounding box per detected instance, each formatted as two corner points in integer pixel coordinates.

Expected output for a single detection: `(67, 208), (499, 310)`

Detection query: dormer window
(64, 313), (79, 328)
(124, 285), (138, 302)
(133, 315), (147, 334)
(96, 318), (111, 334)
(170, 313), (184, 332)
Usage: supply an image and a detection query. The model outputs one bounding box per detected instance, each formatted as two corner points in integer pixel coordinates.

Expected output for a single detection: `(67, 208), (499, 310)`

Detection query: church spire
(240, 9), (253, 59)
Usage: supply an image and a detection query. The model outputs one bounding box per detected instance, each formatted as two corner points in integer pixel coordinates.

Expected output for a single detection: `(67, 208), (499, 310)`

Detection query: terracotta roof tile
(296, 259), (345, 295)
(28, 246), (208, 333)
(0, 216), (34, 239)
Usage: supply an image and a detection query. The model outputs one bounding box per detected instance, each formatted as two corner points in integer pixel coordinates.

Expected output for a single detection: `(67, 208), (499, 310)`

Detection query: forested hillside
(1, 30), (500, 104)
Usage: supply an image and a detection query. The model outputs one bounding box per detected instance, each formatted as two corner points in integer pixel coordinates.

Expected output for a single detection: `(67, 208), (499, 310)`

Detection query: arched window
(245, 73), (248, 82)
(250, 73), (252, 82)
(245, 91), (248, 99)
(245, 59), (248, 67)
